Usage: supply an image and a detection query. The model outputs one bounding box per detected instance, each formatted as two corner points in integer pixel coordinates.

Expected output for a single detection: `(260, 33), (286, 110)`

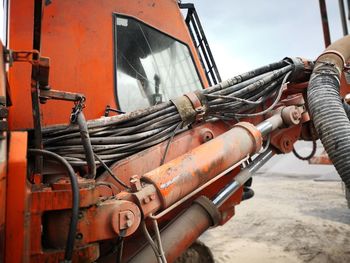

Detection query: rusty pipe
(319, 0), (331, 47)
(136, 106), (302, 216)
(130, 196), (219, 263)
(316, 35), (350, 75)
(129, 107), (303, 262)
(131, 150), (275, 263)
(149, 155), (249, 220)
(142, 122), (262, 210)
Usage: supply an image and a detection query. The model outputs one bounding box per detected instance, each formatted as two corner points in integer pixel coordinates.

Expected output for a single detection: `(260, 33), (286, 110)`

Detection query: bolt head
(125, 212), (132, 220)
(292, 111), (300, 120)
(200, 129), (214, 143)
(75, 233), (83, 240)
(126, 220), (133, 228)
(130, 175), (142, 192)
(143, 197), (150, 204)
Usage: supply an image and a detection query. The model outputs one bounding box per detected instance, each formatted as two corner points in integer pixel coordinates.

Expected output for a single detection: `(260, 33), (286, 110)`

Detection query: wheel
(175, 240), (214, 263)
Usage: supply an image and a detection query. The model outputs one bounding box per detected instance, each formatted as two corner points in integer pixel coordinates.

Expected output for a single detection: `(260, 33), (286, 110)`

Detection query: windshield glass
(115, 16), (203, 112)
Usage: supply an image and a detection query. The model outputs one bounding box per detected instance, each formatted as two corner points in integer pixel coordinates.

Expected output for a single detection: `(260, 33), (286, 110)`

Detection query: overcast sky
(189, 0), (348, 79)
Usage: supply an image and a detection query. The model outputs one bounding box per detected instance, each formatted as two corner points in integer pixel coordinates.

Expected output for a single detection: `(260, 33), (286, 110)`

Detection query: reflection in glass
(116, 16), (202, 112)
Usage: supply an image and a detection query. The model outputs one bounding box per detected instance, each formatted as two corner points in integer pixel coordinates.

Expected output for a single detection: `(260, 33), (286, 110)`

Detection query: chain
(70, 97), (86, 123)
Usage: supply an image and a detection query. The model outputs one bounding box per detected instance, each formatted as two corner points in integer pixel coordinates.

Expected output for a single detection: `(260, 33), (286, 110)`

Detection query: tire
(175, 240), (214, 263)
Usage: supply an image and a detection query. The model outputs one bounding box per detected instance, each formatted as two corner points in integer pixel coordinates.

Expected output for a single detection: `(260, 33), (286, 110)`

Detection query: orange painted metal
(99, 121), (254, 226)
(3, 1), (313, 262)
(30, 244), (100, 263)
(7, 0), (34, 130)
(130, 201), (214, 263)
(309, 150), (333, 165)
(8, 0), (208, 130)
(5, 132), (30, 263)
(97, 121), (246, 261)
(271, 124), (302, 153)
(0, 41), (7, 262)
(30, 179), (100, 257)
(6, 2), (218, 257)
(98, 121), (246, 221)
(269, 95), (307, 154)
(45, 200), (141, 248)
(98, 122), (232, 189)
(142, 122), (262, 209)
(31, 185), (99, 213)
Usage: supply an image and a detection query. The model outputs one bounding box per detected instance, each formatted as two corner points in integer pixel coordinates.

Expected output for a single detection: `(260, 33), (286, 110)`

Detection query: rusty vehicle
(0, 0), (350, 262)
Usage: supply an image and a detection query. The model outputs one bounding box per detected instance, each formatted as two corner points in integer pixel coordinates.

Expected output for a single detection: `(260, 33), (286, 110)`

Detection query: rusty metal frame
(319, 0), (331, 47)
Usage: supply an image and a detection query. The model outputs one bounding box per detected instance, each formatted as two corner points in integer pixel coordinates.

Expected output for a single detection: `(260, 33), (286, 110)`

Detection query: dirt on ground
(200, 142), (350, 263)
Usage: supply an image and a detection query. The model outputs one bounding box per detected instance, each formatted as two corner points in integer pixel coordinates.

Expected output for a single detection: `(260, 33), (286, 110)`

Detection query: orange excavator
(1, 0), (350, 262)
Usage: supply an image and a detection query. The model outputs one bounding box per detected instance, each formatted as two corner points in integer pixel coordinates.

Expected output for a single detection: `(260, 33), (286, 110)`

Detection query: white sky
(190, 0), (348, 79)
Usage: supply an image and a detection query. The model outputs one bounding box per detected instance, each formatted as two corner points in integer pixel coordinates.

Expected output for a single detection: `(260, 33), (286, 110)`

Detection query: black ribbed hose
(308, 69), (350, 188)
(307, 35), (350, 190)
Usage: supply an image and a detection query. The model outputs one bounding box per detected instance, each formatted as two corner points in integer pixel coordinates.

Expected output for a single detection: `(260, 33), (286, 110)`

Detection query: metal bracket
(104, 105), (125, 116)
(184, 91), (206, 122)
(4, 48), (51, 88)
(194, 196), (220, 227)
(39, 88), (85, 104)
(171, 91), (207, 126)
(4, 49), (40, 66)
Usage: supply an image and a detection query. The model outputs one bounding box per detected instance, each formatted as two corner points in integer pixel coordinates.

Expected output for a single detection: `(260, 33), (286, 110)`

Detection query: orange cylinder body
(130, 202), (212, 263)
(143, 122), (262, 208)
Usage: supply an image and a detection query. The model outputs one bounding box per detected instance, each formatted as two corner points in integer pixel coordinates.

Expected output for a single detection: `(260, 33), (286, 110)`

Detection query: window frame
(113, 13), (204, 112)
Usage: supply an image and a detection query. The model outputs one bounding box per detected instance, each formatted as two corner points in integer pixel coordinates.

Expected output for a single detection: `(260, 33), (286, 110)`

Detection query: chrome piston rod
(212, 148), (273, 207)
(213, 105), (302, 207)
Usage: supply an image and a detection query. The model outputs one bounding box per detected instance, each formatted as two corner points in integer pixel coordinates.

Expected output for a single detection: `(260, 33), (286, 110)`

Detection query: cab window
(115, 15), (203, 112)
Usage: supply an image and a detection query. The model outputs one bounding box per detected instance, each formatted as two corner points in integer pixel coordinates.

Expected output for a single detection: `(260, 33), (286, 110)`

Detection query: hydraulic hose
(28, 149), (79, 262)
(42, 58), (304, 166)
(77, 111), (96, 179)
(307, 35), (350, 189)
